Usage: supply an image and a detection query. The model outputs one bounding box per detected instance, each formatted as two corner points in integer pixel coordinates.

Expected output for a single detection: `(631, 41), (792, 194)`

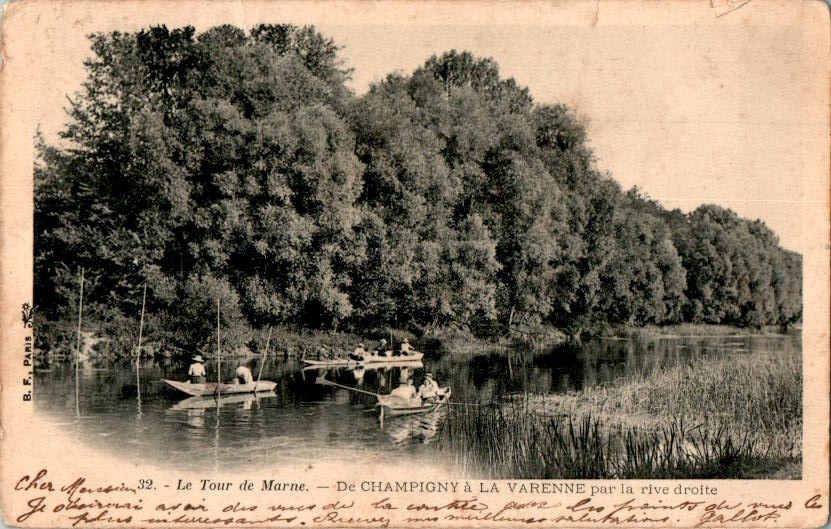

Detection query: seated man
(188, 354), (206, 384)
(400, 338), (413, 356)
(317, 344), (330, 361)
(349, 343), (367, 361)
(377, 338), (390, 357)
(235, 364), (253, 385)
(417, 373), (439, 401)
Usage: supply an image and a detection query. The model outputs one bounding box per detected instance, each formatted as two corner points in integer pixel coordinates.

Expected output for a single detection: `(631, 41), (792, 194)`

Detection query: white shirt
(189, 362), (206, 377)
(235, 366), (253, 384)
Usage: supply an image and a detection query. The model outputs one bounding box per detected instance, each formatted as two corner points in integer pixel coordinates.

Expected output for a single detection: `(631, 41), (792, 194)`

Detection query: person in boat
(400, 338), (413, 356)
(376, 338), (390, 357)
(350, 343), (367, 361)
(316, 344), (331, 361)
(235, 364), (253, 385)
(417, 373), (440, 402)
(188, 354), (206, 384)
(389, 378), (421, 406)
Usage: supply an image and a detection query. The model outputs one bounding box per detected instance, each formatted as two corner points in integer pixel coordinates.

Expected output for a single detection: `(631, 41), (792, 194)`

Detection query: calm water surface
(34, 333), (800, 471)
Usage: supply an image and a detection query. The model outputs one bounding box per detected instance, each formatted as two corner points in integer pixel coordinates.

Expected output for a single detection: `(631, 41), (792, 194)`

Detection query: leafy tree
(35, 27), (802, 352)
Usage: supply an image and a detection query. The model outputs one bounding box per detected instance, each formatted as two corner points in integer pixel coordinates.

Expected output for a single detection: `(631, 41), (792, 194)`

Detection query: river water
(34, 332), (800, 471)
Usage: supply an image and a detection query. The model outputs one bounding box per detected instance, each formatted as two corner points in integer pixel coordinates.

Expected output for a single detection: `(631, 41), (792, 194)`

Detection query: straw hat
(402, 338), (409, 343)
(380, 339), (387, 344)
(193, 355), (204, 363)
(358, 343), (365, 347)
(426, 373), (433, 379)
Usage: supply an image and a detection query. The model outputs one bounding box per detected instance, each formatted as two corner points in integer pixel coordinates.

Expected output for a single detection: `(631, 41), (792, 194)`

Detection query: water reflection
(34, 332), (799, 470)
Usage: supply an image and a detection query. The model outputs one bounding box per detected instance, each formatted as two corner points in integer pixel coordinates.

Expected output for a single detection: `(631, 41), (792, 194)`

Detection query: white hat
(193, 355), (204, 363)
(402, 338), (409, 343)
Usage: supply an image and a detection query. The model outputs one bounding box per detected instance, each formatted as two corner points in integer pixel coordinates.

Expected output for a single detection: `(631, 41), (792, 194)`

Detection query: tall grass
(442, 351), (801, 478)
(607, 323), (795, 339)
(443, 404), (798, 479)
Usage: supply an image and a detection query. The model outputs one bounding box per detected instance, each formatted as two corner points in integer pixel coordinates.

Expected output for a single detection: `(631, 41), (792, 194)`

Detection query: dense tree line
(34, 24), (802, 351)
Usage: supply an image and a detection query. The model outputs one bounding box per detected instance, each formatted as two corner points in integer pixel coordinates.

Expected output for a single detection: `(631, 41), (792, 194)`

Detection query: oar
(216, 299), (221, 397)
(255, 327), (272, 391)
(314, 376), (382, 398)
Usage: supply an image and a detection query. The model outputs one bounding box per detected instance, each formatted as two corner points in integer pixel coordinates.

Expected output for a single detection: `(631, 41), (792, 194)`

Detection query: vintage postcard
(1, 1), (829, 527)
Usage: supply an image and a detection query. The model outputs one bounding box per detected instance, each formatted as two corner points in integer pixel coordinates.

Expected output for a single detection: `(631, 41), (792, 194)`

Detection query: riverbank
(603, 322), (799, 339)
(34, 318), (506, 361)
(36, 317), (797, 361)
(442, 350), (802, 479)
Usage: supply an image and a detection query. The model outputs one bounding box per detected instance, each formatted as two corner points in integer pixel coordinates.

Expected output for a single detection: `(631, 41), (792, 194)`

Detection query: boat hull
(163, 378), (277, 397)
(303, 354), (424, 367)
(378, 388), (451, 416)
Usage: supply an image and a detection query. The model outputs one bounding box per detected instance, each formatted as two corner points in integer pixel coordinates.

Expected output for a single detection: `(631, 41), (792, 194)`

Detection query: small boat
(363, 351), (424, 363)
(162, 379), (277, 397)
(302, 358), (359, 367)
(377, 387), (451, 417)
(302, 353), (424, 367)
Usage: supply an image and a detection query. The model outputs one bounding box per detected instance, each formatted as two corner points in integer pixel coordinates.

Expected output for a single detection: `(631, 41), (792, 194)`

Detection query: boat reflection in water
(382, 406), (447, 445)
(168, 392), (278, 412)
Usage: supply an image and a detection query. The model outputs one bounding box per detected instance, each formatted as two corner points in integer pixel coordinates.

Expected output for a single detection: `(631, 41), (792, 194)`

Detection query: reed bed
(442, 351), (801, 479)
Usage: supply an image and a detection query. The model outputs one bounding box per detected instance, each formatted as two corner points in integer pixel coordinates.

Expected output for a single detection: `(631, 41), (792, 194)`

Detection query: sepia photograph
(1, 1), (828, 527)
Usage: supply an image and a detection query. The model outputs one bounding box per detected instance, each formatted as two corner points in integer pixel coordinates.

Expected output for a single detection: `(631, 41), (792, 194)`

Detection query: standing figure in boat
(235, 364), (253, 385)
(350, 343), (367, 361)
(400, 338), (413, 356)
(418, 373), (439, 402)
(188, 355), (206, 384)
(316, 344), (331, 361)
(376, 338), (389, 357)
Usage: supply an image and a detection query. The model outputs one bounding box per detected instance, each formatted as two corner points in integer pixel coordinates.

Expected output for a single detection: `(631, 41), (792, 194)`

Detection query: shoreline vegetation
(442, 348), (802, 479)
(34, 317), (797, 361)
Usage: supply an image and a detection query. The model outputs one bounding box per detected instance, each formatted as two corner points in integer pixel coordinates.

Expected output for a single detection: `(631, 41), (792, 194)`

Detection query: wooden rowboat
(302, 358), (358, 367)
(364, 351), (424, 362)
(303, 358), (423, 370)
(303, 352), (423, 366)
(377, 388), (451, 417)
(162, 378), (277, 397)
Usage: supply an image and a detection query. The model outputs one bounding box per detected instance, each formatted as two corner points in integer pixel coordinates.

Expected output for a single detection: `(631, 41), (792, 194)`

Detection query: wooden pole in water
(255, 327), (272, 390)
(216, 298), (221, 397)
(136, 282), (147, 414)
(75, 268), (84, 418)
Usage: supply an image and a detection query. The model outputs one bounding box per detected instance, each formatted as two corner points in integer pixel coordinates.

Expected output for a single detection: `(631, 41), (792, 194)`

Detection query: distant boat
(302, 358), (423, 368)
(303, 351), (424, 366)
(162, 379), (277, 397)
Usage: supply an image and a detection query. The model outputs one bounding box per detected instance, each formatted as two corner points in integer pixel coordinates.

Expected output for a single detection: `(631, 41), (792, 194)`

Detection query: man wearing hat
(188, 354), (206, 384)
(418, 373), (439, 401)
(376, 338), (390, 357)
(400, 337), (413, 356)
(350, 343), (367, 361)
(317, 344), (331, 361)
